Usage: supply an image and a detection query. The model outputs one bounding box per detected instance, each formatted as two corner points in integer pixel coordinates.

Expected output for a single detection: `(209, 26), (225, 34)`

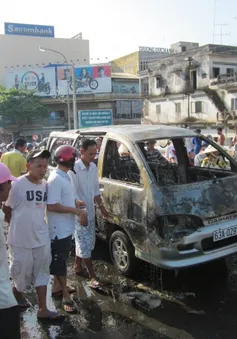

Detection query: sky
(1, 0), (237, 61)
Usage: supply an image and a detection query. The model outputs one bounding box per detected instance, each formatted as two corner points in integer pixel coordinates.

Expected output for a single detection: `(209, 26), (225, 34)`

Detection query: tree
(0, 86), (50, 128)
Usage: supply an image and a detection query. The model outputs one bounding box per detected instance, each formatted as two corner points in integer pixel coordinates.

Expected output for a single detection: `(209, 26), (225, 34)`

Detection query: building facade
(140, 42), (237, 125)
(111, 46), (173, 75)
(0, 27), (142, 140)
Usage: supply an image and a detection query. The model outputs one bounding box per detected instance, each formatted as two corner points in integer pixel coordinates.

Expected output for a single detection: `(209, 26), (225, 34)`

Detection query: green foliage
(0, 86), (49, 124)
(181, 116), (198, 123)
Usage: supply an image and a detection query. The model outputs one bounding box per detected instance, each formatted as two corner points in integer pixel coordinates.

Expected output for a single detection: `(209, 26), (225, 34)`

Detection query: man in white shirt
(0, 163), (20, 339)
(68, 139), (108, 288)
(4, 149), (61, 321)
(47, 145), (87, 313)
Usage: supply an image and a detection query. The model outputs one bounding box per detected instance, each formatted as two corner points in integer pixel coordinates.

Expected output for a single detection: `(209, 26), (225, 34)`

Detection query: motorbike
(70, 77), (99, 91)
(38, 81), (51, 95)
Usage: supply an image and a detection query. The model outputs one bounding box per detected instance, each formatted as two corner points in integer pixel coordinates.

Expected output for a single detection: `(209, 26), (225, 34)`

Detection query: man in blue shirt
(193, 129), (202, 155)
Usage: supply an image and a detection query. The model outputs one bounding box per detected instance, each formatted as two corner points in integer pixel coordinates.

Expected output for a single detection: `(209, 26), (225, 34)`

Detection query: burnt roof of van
(50, 125), (197, 141)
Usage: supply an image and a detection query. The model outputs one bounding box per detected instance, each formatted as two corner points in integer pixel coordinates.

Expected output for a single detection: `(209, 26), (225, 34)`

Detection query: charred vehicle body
(47, 125), (237, 275)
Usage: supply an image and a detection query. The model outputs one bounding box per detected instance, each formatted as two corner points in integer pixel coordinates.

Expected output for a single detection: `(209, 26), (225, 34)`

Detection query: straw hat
(204, 145), (218, 154)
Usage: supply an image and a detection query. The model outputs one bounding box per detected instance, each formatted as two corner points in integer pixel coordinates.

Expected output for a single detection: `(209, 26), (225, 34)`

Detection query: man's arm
(2, 205), (12, 223)
(220, 134), (225, 146)
(230, 136), (236, 147)
(47, 203), (77, 214)
(19, 156), (27, 175)
(94, 171), (109, 218)
(47, 178), (87, 225)
(4, 182), (19, 223)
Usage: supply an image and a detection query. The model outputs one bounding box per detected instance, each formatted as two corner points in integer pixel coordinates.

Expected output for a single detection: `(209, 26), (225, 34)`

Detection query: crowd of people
(162, 127), (234, 170)
(0, 126), (237, 337)
(0, 137), (108, 338)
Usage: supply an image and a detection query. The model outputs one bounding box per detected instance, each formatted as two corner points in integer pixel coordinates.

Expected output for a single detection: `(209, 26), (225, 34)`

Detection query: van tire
(109, 231), (137, 276)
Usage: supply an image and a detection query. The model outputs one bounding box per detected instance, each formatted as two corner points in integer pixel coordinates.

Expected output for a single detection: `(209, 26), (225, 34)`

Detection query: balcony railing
(41, 92), (141, 104)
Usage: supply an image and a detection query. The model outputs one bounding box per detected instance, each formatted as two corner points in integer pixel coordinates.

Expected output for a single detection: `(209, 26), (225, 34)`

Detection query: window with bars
(231, 98), (237, 110)
(191, 101), (207, 113)
(175, 103), (181, 113)
(156, 104), (161, 114)
(140, 61), (148, 71)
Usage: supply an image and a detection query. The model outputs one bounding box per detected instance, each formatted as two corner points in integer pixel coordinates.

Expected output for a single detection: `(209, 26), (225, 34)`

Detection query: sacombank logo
(4, 22), (55, 38)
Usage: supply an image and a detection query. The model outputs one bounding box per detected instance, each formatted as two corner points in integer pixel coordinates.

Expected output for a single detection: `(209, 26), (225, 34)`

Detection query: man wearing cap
(0, 163), (20, 339)
(4, 149), (61, 321)
(1, 138), (27, 177)
(47, 145), (88, 313)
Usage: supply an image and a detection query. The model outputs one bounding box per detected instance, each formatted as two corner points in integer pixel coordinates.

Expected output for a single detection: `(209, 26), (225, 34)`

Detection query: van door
(97, 137), (148, 252)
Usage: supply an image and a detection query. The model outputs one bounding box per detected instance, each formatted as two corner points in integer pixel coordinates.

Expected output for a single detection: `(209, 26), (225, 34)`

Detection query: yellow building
(111, 52), (139, 75)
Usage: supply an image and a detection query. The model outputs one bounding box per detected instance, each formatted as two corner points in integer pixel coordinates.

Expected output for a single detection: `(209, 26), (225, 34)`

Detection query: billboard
(78, 109), (113, 128)
(6, 67), (56, 97)
(57, 64), (112, 95)
(4, 22), (54, 38)
(112, 80), (140, 94)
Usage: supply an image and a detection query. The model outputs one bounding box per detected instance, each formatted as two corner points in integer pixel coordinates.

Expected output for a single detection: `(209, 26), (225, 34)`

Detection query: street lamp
(39, 46), (77, 129)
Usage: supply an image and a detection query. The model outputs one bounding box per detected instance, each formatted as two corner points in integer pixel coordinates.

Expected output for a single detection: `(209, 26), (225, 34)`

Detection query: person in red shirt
(217, 127), (225, 146)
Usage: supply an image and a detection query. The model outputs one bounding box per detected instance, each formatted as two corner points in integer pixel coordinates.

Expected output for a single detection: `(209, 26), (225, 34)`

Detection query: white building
(0, 32), (90, 86)
(140, 42), (237, 125)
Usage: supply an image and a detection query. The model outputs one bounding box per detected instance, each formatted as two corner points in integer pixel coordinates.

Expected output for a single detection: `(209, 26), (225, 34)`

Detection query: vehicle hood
(157, 175), (237, 220)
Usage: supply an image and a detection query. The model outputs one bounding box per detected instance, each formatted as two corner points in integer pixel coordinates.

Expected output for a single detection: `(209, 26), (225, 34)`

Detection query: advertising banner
(112, 80), (140, 94)
(4, 22), (55, 38)
(57, 64), (112, 95)
(6, 67), (56, 97)
(78, 109), (113, 129)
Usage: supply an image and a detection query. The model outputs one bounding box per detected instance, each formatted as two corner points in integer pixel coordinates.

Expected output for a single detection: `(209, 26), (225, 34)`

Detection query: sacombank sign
(4, 22), (54, 38)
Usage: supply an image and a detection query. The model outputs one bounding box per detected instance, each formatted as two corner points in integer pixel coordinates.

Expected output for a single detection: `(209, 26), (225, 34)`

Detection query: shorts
(75, 220), (96, 258)
(9, 242), (51, 292)
(0, 306), (20, 339)
(50, 235), (72, 276)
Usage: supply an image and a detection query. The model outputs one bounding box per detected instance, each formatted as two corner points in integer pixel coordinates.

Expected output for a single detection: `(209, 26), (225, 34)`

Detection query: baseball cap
(0, 163), (18, 184)
(26, 149), (51, 163)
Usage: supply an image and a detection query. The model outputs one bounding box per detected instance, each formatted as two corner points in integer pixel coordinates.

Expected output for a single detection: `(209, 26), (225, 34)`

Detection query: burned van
(47, 125), (237, 275)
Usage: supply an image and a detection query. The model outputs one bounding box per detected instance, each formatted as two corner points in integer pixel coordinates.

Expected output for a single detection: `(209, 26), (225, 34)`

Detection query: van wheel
(109, 231), (137, 276)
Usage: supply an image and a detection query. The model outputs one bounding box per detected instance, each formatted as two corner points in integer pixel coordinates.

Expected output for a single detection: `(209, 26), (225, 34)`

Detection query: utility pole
(213, 0), (217, 43)
(185, 57), (193, 119)
(39, 46), (78, 129)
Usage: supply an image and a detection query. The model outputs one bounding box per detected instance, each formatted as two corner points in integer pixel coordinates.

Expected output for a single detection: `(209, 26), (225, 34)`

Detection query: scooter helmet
(54, 145), (78, 172)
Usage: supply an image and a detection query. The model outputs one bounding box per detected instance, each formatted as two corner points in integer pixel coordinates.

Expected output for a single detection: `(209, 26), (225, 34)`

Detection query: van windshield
(138, 136), (237, 186)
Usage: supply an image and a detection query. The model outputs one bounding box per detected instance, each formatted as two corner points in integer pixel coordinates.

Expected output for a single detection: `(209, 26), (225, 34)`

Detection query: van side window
(102, 140), (141, 185)
(49, 138), (74, 167)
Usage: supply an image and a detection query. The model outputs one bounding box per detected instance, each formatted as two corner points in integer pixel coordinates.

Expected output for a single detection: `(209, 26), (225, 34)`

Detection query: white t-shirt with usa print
(6, 175), (50, 249)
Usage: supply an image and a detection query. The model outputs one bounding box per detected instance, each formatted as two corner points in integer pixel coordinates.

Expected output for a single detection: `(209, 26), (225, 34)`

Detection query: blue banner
(4, 22), (54, 38)
(78, 110), (113, 129)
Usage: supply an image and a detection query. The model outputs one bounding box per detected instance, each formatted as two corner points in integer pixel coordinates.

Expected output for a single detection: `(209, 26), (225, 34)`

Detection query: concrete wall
(0, 34), (90, 86)
(141, 45), (237, 123)
(209, 55), (237, 78)
(147, 91), (219, 123)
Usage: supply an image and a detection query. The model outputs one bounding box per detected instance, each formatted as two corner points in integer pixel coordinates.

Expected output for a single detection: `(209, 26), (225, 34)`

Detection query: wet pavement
(20, 239), (237, 339)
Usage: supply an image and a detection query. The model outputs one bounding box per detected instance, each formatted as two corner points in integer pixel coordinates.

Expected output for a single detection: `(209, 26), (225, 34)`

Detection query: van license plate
(213, 226), (237, 242)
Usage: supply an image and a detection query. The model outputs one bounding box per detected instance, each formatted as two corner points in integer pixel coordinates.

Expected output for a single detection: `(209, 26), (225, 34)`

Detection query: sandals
(62, 300), (77, 314)
(89, 279), (102, 289)
(52, 287), (76, 298)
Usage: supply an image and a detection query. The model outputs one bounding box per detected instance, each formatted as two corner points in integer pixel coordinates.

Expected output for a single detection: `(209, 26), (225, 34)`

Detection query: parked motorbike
(70, 77), (99, 91)
(38, 81), (51, 95)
